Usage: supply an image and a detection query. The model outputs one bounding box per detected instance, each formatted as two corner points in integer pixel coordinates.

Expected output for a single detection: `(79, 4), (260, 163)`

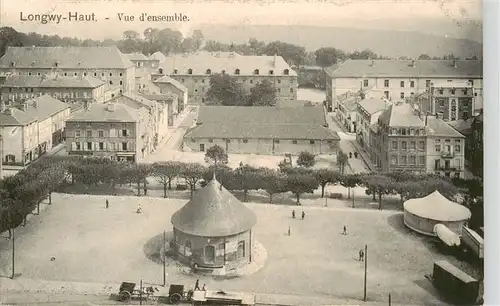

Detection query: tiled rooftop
(0, 74), (105, 88)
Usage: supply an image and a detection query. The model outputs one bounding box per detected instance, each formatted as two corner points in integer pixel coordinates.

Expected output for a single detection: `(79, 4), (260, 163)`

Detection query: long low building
(183, 105), (340, 155)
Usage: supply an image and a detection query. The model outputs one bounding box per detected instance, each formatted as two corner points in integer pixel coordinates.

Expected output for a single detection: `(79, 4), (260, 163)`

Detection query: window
(202, 79), (205, 84)
(119, 81), (123, 85)
(122, 142), (128, 150)
(400, 92), (405, 99)
(419, 155), (426, 165)
(390, 155), (397, 165)
(86, 130), (92, 137)
(400, 155), (407, 165)
(173, 69), (178, 74)
(208, 139), (213, 143)
(290, 88), (294, 93)
(221, 70), (226, 74)
(37, 72), (41, 76)
(363, 80), (368, 87)
(243, 139), (248, 143)
(410, 141), (416, 150)
(469, 79), (474, 86)
(451, 88), (456, 95)
(274, 139), (280, 144)
(401, 141), (407, 150)
(98, 142), (104, 150)
(181, 79), (184, 83)
(98, 130), (104, 137)
(206, 69), (211, 75)
(75, 130), (81, 137)
(249, 80), (253, 84)
(409, 155), (416, 165)
(391, 141), (398, 150)
(292, 140), (298, 144)
(226, 139), (231, 143)
(87, 142), (92, 150)
(235, 68), (240, 75)
(435, 144), (441, 152)
(401, 129), (406, 136)
(28, 72), (32, 76)
(83, 72), (87, 76)
(277, 79), (282, 84)
(76, 142), (81, 150)
(277, 88), (281, 92)
(384, 91), (389, 98)
(74, 72), (78, 76)
(102, 73), (105, 77)
(122, 129), (128, 137)
(439, 89), (444, 95)
(109, 80), (113, 85)
(310, 140), (315, 144)
(410, 81), (415, 88)
(237, 241), (245, 258)
(454, 142), (461, 152)
(119, 73), (123, 77)
(109, 142), (115, 151)
(384, 80), (389, 87)
(254, 69), (260, 75)
(94, 72), (97, 77)
(400, 81), (405, 88)
(64, 72), (68, 76)
(284, 69), (289, 75)
(269, 70), (274, 75)
(191, 139), (196, 143)
(418, 140), (425, 150)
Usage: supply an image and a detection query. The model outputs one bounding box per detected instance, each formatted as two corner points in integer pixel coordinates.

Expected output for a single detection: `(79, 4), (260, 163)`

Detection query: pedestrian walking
(301, 211), (305, 220)
(288, 226), (291, 236)
(202, 284), (206, 291)
(292, 210), (296, 219)
(342, 225), (347, 235)
(359, 249), (364, 261)
(349, 152), (353, 158)
(105, 199), (109, 209)
(194, 279), (200, 290)
(137, 204), (142, 214)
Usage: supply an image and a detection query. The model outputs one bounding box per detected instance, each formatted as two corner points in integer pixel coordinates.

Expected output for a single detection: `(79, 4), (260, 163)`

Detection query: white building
(325, 59), (483, 111)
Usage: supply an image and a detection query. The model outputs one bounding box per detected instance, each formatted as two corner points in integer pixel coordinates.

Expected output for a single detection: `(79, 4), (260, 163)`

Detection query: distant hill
(197, 24), (483, 59)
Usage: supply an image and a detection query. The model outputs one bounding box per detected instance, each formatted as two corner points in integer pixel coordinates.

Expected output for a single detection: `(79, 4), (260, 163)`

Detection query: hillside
(197, 24), (482, 59)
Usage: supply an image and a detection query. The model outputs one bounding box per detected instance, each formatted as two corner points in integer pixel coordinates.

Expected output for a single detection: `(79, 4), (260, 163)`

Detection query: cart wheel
(119, 290), (132, 302)
(169, 293), (182, 304)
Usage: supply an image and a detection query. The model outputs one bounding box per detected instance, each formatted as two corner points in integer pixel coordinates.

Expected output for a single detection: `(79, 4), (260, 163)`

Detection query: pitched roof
(0, 46), (133, 69)
(0, 74), (105, 88)
(124, 53), (148, 61)
(448, 118), (474, 134)
(0, 107), (36, 126)
(378, 103), (424, 127)
(276, 99), (313, 108)
(357, 97), (389, 115)
(186, 105), (339, 140)
(23, 95), (70, 122)
(171, 177), (257, 237)
(67, 102), (139, 122)
(117, 92), (155, 108)
(153, 75), (188, 92)
(149, 51), (166, 62)
(138, 92), (177, 101)
(326, 59), (482, 78)
(160, 53), (297, 76)
(425, 116), (465, 138)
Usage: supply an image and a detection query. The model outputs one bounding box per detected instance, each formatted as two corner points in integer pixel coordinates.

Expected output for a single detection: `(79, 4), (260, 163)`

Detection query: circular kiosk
(403, 190), (471, 236)
(171, 176), (257, 271)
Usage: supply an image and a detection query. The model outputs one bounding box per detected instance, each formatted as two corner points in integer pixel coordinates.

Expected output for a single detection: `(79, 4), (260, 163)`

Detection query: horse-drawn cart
(118, 282), (157, 302)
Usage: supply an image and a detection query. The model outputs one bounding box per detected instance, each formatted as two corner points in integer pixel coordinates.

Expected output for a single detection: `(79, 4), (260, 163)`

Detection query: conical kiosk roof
(403, 190), (471, 222)
(171, 177), (257, 237)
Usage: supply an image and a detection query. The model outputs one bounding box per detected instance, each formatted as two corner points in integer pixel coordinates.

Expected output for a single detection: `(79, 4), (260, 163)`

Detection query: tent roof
(403, 190), (471, 221)
(171, 177), (257, 237)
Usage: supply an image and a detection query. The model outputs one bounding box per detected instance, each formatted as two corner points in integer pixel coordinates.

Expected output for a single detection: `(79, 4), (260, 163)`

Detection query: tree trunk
(137, 181), (141, 196)
(347, 187), (351, 199)
(321, 184), (326, 198)
(8, 228), (12, 239)
(49, 192), (52, 205)
(23, 216), (27, 227)
(268, 193), (273, 204)
(190, 187), (194, 200)
(168, 178), (172, 190)
(296, 194), (300, 205)
(37, 202), (40, 215)
(243, 189), (248, 202)
(400, 193), (404, 205)
(378, 192), (383, 210)
(372, 191), (376, 201)
(163, 184), (168, 198)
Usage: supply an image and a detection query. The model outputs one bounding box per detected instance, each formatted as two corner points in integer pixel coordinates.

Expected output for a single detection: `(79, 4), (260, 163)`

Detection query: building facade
(183, 105), (340, 155)
(356, 97), (390, 149)
(325, 59), (483, 111)
(153, 52), (298, 104)
(65, 102), (150, 162)
(0, 46), (136, 93)
(0, 95), (71, 166)
(153, 75), (189, 107)
(0, 74), (106, 105)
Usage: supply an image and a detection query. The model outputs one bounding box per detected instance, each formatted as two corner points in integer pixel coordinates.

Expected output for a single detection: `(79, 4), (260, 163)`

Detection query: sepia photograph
(0, 0), (489, 305)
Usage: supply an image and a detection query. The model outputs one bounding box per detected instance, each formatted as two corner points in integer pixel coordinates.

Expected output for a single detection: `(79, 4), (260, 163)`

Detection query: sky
(0, 0), (482, 40)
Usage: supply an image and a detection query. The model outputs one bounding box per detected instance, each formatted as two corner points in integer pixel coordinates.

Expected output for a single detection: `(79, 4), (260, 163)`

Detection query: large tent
(403, 190), (471, 236)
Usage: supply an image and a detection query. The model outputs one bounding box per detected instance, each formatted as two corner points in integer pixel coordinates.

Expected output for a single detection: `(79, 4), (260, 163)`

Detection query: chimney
(107, 103), (115, 112)
(411, 60), (416, 67)
(453, 60), (457, 68)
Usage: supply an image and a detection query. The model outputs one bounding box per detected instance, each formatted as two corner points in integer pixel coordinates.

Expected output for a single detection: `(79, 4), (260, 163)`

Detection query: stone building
(183, 105), (340, 155)
(0, 95), (71, 166)
(153, 75), (189, 107)
(0, 46), (135, 93)
(65, 102), (151, 162)
(356, 97), (390, 150)
(151, 51), (298, 104)
(325, 59), (482, 112)
(0, 74), (106, 105)
(170, 176), (257, 271)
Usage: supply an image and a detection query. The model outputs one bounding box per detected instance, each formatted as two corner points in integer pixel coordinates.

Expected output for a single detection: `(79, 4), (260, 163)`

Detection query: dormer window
(188, 68), (193, 75)
(269, 70), (274, 75)
(222, 70), (226, 74)
(235, 69), (240, 75)
(254, 69), (260, 75)
(159, 68), (163, 74)
(10, 62), (15, 67)
(284, 69), (289, 75)
(206, 69), (211, 75)
(173, 69), (177, 74)
(54, 62), (58, 67)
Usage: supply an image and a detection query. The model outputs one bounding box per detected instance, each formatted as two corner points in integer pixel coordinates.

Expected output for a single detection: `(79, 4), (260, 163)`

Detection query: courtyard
(0, 193), (471, 305)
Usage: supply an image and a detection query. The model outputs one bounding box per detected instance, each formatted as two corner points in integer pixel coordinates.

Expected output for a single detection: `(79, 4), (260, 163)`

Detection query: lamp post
(163, 231), (167, 287)
(363, 244), (368, 302)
